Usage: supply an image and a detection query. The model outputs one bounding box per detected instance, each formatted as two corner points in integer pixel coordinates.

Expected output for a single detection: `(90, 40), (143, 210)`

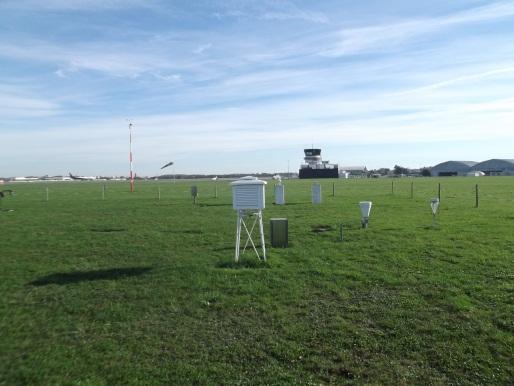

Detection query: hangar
(471, 159), (514, 176)
(430, 161), (477, 177)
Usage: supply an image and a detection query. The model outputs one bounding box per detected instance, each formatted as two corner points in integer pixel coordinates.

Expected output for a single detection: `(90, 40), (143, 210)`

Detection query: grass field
(0, 177), (512, 385)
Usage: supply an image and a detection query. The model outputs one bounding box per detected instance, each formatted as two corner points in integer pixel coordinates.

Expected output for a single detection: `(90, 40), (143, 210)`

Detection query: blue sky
(1, 0), (514, 176)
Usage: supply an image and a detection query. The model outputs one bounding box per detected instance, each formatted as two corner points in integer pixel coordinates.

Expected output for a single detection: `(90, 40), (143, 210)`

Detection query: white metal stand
(235, 209), (266, 262)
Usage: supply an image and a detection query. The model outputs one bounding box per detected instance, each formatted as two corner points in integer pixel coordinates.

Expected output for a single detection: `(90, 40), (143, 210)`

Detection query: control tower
(299, 148), (339, 179)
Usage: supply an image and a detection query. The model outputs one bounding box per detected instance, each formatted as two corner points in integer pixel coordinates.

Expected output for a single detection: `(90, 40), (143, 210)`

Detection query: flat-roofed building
(339, 166), (368, 178)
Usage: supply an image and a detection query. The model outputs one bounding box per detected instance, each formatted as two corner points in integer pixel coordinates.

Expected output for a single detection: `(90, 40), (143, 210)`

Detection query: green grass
(0, 178), (513, 385)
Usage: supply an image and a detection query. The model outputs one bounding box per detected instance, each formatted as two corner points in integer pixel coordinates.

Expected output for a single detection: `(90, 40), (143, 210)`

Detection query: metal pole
(129, 122), (134, 192)
(410, 181), (413, 199)
(332, 182), (335, 197)
(391, 180), (394, 195)
(475, 184), (479, 208)
(258, 210), (266, 261)
(438, 183), (441, 202)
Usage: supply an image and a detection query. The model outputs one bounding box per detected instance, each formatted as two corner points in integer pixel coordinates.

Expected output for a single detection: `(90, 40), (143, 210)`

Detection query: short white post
(312, 183), (321, 204)
(275, 184), (285, 205)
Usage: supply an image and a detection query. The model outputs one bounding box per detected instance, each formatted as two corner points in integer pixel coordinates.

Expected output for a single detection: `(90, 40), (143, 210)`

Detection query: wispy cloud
(323, 1), (514, 56)
(0, 86), (59, 118)
(0, 0), (158, 11)
(210, 0), (328, 24)
(392, 66), (514, 96)
(193, 43), (213, 54)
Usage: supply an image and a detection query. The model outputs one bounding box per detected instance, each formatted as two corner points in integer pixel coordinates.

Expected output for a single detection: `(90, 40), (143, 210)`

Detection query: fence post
(475, 184), (479, 208)
(438, 183), (441, 202)
(332, 182), (335, 197)
(410, 181), (413, 199)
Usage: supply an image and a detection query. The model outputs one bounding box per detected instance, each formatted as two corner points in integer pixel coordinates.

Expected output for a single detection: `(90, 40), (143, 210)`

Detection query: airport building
(299, 149), (339, 179)
(430, 161), (478, 177)
(471, 159), (514, 176)
(339, 166), (368, 178)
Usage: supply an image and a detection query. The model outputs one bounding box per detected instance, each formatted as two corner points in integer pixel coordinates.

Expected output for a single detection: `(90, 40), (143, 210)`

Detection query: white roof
(231, 176), (267, 186)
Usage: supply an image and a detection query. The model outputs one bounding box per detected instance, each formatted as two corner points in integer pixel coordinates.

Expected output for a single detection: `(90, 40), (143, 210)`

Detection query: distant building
(339, 166), (368, 178)
(299, 149), (339, 179)
(471, 159), (514, 176)
(466, 171), (485, 177)
(430, 161), (477, 177)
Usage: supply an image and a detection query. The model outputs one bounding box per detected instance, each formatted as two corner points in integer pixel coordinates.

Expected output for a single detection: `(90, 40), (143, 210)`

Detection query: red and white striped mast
(129, 122), (134, 192)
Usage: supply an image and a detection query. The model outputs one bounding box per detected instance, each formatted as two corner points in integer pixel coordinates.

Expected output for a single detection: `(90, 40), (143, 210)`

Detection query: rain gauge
(231, 176), (267, 262)
(359, 201), (372, 228)
(430, 198), (439, 224)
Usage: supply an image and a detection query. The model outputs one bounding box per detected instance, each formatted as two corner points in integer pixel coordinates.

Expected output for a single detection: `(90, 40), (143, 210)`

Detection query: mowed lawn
(0, 178), (512, 385)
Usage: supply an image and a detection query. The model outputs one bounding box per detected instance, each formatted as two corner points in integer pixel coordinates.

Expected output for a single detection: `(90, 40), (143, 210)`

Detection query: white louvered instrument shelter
(231, 176), (267, 210)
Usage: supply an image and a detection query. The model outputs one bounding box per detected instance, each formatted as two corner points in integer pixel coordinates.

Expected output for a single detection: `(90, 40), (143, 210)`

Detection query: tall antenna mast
(129, 122), (134, 192)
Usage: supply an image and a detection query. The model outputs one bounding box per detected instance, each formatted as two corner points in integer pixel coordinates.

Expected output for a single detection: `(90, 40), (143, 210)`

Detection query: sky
(1, 0), (514, 176)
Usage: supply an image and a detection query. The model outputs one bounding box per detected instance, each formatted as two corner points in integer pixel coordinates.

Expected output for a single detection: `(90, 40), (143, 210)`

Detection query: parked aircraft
(14, 177), (39, 181)
(69, 173), (97, 181)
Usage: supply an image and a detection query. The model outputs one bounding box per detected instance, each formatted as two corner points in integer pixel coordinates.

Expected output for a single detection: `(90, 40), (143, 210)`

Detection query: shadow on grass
(198, 203), (231, 207)
(311, 224), (334, 233)
(216, 259), (270, 269)
(213, 246), (234, 251)
(161, 229), (203, 234)
(29, 267), (153, 286)
(90, 227), (126, 233)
